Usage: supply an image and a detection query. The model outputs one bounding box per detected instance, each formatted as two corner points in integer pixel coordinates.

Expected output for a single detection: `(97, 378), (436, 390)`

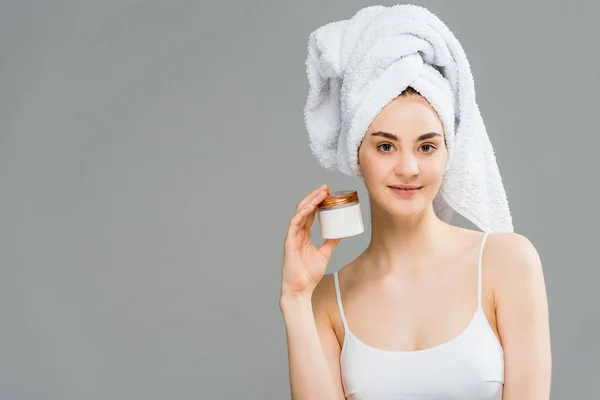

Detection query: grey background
(1, 0), (597, 399)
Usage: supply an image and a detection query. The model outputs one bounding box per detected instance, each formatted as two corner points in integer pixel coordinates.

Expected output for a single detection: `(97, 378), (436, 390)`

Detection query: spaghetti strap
(333, 271), (348, 331)
(477, 232), (490, 308)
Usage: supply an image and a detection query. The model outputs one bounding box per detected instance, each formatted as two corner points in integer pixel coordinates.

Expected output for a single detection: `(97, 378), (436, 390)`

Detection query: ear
(356, 142), (364, 177)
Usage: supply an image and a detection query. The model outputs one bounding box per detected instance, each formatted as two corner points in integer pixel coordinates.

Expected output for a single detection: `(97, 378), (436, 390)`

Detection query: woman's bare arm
(492, 233), (552, 399)
(280, 275), (345, 400)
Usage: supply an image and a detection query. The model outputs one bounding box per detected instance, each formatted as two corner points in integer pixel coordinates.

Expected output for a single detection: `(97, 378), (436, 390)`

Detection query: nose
(394, 152), (419, 177)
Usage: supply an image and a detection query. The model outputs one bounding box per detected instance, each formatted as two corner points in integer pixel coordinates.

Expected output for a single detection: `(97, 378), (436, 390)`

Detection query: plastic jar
(317, 190), (364, 239)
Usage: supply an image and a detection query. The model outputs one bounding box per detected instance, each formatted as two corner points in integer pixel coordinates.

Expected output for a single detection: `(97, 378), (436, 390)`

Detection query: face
(357, 95), (448, 217)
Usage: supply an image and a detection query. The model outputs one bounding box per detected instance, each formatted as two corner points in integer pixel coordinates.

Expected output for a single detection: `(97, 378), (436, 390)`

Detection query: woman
(281, 5), (551, 399)
(280, 86), (551, 399)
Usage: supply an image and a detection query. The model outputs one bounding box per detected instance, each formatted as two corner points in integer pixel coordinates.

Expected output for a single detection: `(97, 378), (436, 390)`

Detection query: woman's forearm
(280, 294), (341, 400)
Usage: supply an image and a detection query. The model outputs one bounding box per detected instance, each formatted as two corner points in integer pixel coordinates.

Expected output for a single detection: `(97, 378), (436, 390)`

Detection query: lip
(388, 184), (422, 189)
(388, 185), (422, 197)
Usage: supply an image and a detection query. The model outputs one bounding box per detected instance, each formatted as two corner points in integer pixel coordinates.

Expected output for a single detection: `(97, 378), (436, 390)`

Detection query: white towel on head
(303, 4), (513, 233)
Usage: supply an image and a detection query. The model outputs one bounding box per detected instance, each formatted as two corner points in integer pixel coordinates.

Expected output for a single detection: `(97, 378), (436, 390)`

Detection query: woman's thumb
(318, 238), (343, 261)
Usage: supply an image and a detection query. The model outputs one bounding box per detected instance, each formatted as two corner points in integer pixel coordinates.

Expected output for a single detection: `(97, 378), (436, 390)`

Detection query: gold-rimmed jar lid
(318, 190), (359, 209)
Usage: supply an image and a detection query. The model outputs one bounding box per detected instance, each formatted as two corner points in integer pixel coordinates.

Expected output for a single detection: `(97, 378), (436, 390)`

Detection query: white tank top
(333, 232), (504, 399)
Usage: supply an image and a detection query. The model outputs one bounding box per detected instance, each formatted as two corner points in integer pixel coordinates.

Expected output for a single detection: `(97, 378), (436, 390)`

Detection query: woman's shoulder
(313, 273), (336, 302)
(312, 272), (339, 316)
(455, 227), (539, 262)
(312, 261), (359, 321)
(311, 271), (347, 339)
(483, 231), (544, 295)
(484, 231), (541, 266)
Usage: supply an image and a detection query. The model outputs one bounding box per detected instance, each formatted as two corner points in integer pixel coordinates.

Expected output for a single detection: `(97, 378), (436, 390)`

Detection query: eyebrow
(370, 131), (442, 142)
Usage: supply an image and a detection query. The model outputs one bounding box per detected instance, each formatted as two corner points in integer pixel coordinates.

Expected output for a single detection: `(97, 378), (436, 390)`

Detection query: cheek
(420, 156), (446, 181)
(362, 153), (395, 179)
(359, 147), (378, 172)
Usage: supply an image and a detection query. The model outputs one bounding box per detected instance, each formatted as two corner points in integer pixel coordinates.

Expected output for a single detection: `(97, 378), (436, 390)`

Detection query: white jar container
(317, 190), (364, 239)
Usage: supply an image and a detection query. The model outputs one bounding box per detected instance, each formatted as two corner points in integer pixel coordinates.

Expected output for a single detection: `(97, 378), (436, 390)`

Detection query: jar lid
(318, 190), (359, 208)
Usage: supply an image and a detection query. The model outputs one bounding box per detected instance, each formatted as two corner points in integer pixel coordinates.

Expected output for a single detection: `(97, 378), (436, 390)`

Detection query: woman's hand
(280, 185), (343, 299)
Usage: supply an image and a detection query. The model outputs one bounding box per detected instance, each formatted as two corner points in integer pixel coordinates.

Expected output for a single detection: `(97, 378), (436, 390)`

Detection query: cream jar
(317, 190), (364, 239)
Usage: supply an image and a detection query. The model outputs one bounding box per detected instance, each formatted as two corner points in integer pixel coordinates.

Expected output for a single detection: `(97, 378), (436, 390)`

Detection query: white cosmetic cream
(317, 190), (364, 239)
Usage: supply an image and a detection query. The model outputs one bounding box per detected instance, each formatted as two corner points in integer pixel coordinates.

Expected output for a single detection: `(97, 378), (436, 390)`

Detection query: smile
(388, 186), (422, 197)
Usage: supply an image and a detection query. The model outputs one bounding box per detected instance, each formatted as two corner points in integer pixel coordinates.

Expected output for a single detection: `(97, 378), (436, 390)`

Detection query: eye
(376, 143), (395, 153)
(420, 144), (437, 154)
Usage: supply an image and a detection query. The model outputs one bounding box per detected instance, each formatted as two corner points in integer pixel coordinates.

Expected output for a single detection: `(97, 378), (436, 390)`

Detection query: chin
(377, 196), (424, 216)
(384, 187), (433, 216)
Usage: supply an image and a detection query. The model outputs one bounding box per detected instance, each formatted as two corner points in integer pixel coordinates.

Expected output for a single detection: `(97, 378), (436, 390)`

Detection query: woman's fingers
(286, 184), (330, 246)
(318, 238), (343, 261)
(296, 184), (328, 212)
(287, 203), (316, 242)
(303, 190), (329, 231)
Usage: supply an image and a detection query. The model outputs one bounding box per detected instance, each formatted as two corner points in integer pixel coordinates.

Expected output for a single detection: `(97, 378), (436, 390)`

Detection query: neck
(362, 198), (454, 275)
